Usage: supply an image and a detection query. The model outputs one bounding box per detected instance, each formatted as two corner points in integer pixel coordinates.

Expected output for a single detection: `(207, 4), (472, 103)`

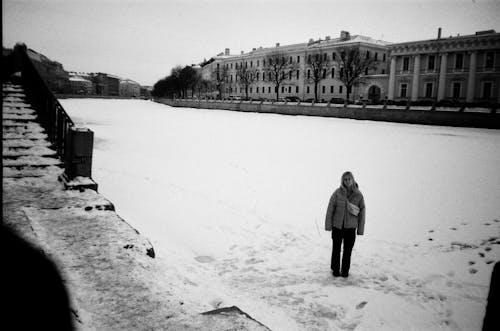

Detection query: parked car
(329, 97), (345, 104)
(284, 96), (300, 102)
(303, 98), (315, 103)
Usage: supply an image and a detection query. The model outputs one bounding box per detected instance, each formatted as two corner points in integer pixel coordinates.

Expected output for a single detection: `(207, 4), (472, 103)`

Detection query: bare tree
(211, 64), (229, 99)
(264, 51), (297, 100)
(336, 46), (379, 102)
(306, 51), (331, 102)
(236, 64), (257, 100)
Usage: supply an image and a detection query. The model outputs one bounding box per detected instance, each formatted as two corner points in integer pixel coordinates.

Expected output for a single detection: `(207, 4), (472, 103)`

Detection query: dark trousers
(331, 227), (356, 275)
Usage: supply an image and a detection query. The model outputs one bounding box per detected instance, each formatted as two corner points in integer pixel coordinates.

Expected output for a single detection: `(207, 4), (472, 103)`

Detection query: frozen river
(61, 98), (500, 331)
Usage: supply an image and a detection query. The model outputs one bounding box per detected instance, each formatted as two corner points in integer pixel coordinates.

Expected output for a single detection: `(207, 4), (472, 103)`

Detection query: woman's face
(343, 176), (353, 188)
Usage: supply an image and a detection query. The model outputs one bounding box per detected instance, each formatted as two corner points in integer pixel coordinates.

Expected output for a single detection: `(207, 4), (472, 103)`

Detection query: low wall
(154, 98), (500, 129)
(56, 94), (147, 100)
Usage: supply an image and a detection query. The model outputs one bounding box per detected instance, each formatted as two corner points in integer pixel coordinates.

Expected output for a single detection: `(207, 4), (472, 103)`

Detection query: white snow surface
(59, 98), (500, 331)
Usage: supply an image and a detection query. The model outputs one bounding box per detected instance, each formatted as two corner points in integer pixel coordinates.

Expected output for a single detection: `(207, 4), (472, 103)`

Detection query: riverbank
(154, 98), (500, 129)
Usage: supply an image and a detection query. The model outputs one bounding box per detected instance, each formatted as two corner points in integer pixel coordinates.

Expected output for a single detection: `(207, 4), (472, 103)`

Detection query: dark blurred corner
(483, 261), (500, 331)
(1, 224), (74, 330)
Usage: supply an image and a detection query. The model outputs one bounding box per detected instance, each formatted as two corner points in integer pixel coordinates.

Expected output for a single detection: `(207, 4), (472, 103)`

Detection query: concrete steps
(2, 82), (62, 178)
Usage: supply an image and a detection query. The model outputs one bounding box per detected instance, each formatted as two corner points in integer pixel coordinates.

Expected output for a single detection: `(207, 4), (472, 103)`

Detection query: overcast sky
(3, 0), (500, 86)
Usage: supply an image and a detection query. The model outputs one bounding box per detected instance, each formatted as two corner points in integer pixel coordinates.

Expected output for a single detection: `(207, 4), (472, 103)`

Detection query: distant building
(119, 79), (141, 97)
(140, 86), (152, 98)
(68, 72), (94, 95)
(91, 73), (120, 96)
(387, 29), (500, 103)
(200, 31), (390, 102)
(27, 48), (69, 94)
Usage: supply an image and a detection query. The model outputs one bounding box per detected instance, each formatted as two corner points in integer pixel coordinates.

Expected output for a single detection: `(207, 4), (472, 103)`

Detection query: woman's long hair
(341, 171), (358, 195)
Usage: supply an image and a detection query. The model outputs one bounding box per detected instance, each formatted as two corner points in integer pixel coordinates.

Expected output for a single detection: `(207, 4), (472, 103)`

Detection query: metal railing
(15, 46), (75, 165)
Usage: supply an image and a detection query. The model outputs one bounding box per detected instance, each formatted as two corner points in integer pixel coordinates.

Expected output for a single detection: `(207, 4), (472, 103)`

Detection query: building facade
(68, 75), (94, 95)
(201, 31), (390, 102)
(387, 30), (500, 103)
(119, 79), (141, 97)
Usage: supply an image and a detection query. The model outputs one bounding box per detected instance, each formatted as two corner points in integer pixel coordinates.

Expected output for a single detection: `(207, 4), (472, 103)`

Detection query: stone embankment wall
(155, 98), (500, 129)
(56, 94), (148, 100)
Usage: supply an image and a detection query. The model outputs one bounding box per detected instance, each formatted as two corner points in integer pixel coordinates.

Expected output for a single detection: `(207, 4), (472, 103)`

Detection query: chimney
(340, 31), (350, 40)
(308, 38), (314, 45)
(241, 50), (244, 55)
(252, 47), (256, 51)
(325, 36), (331, 41)
(276, 42), (280, 47)
(437, 27), (442, 39)
(225, 48), (230, 55)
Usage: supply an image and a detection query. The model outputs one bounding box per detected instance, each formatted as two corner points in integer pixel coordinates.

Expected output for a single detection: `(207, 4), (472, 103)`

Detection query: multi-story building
(27, 48), (69, 94)
(119, 78), (141, 97)
(91, 73), (120, 96)
(387, 29), (500, 103)
(201, 31), (390, 102)
(68, 73), (94, 95)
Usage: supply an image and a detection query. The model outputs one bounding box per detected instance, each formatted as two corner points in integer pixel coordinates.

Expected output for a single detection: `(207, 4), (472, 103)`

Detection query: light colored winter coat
(325, 182), (366, 235)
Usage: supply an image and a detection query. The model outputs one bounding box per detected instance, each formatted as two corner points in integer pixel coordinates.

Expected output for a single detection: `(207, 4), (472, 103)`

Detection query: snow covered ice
(60, 98), (500, 331)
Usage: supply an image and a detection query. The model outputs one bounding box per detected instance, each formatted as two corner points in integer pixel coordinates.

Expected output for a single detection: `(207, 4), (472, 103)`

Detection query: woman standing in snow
(325, 171), (365, 278)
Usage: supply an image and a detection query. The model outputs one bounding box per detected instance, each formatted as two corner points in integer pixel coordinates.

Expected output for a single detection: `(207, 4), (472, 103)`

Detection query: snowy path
(60, 99), (500, 331)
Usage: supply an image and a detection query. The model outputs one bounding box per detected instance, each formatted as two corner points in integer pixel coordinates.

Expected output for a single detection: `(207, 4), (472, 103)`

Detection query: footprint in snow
(486, 260), (494, 265)
(468, 261), (476, 265)
(356, 301), (367, 309)
(484, 223), (491, 226)
(479, 252), (485, 258)
(450, 227), (457, 231)
(484, 247), (492, 252)
(195, 255), (215, 263)
(469, 268), (478, 274)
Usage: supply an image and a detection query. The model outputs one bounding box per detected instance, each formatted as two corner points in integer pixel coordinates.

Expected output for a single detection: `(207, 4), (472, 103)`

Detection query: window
(455, 54), (463, 69)
(331, 68), (335, 78)
(296, 86), (299, 93)
(308, 54), (311, 63)
(323, 53), (327, 61)
(256, 72), (259, 81)
(288, 86), (291, 93)
(365, 68), (369, 75)
(307, 86), (310, 93)
(230, 75), (233, 82)
(340, 68), (344, 79)
(307, 70), (311, 79)
(485, 52), (495, 69)
(375, 53), (378, 61)
(289, 56), (293, 63)
(424, 82), (433, 98)
(322, 86), (326, 93)
(217, 63), (220, 69)
(332, 53), (336, 61)
(322, 69), (326, 79)
(403, 57), (410, 71)
(282, 86), (285, 93)
(400, 83), (408, 98)
(296, 70), (300, 79)
(339, 86), (343, 93)
(289, 71), (292, 80)
(482, 81), (493, 99)
(263, 59), (266, 66)
(382, 69), (385, 74)
(330, 86), (334, 93)
(452, 82), (461, 99)
(383, 54), (386, 62)
(268, 86), (271, 93)
(230, 63), (233, 69)
(256, 87), (259, 93)
(366, 51), (370, 59)
(250, 87), (253, 93)
(257, 60), (260, 67)
(428, 55), (435, 70)
(297, 56), (300, 63)
(269, 72), (272, 80)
